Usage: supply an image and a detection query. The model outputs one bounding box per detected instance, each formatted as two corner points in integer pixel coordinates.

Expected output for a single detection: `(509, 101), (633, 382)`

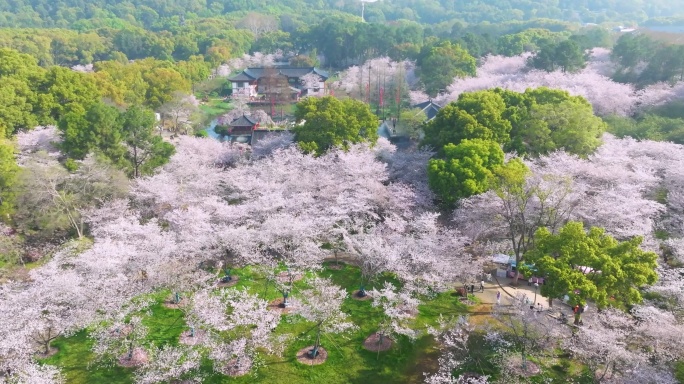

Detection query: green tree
(489, 159), (575, 285)
(0, 77), (38, 137)
(529, 40), (586, 73)
(427, 139), (504, 208)
(35, 66), (100, 122)
(120, 105), (175, 177)
(422, 90), (511, 151)
(58, 102), (126, 163)
(0, 137), (18, 216)
(526, 101), (605, 156)
(499, 87), (603, 156)
(554, 40), (587, 73)
(293, 96), (379, 155)
(251, 30), (294, 54)
(176, 56), (211, 93)
(418, 41), (476, 95)
(612, 33), (656, 71)
(523, 221), (658, 309)
(397, 108), (427, 139)
(143, 67), (190, 109)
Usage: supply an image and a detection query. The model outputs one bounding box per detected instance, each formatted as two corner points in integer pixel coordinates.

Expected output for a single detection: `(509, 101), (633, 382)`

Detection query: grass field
(199, 98), (233, 120)
(41, 263), (599, 383)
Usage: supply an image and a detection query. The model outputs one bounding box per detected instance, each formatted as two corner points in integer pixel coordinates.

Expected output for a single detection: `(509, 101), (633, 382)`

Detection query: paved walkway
(463, 276), (596, 325)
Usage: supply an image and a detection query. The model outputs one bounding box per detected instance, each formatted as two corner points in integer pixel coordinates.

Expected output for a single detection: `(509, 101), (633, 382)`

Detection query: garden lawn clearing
(40, 264), (590, 384)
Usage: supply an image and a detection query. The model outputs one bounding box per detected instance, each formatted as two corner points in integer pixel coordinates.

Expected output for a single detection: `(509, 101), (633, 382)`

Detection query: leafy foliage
(293, 96), (379, 155)
(417, 41), (476, 95)
(523, 221), (659, 308)
(528, 39), (587, 73)
(427, 139), (504, 207)
(424, 88), (604, 157)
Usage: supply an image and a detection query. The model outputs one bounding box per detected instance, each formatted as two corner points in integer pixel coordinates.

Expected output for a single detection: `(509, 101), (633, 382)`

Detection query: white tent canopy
(492, 253), (512, 264)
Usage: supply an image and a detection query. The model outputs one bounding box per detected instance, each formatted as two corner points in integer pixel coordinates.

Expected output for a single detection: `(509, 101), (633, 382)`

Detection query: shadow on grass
(42, 264), (478, 384)
(42, 331), (134, 384)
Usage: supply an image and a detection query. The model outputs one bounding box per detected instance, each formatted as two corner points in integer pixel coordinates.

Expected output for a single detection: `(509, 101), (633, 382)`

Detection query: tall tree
(418, 41), (476, 95)
(58, 102), (126, 163)
(0, 137), (18, 216)
(528, 39), (586, 73)
(293, 96), (378, 155)
(523, 221), (658, 308)
(422, 90), (511, 151)
(455, 159), (577, 285)
(120, 106), (175, 178)
(427, 139), (504, 208)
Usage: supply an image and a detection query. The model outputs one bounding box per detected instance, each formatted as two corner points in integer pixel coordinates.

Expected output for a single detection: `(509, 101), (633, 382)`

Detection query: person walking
(496, 290), (501, 305)
(479, 280), (484, 292)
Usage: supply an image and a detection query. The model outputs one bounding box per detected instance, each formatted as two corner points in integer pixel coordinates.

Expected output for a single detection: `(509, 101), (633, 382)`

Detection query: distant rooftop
(412, 100), (442, 121)
(229, 67), (329, 81)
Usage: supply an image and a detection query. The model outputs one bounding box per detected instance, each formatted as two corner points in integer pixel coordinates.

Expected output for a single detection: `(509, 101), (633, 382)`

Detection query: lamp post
(368, 63), (372, 105)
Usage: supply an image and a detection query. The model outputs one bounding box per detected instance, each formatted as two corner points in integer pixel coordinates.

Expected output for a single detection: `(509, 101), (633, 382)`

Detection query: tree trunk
(521, 345), (527, 371)
(310, 325), (321, 358)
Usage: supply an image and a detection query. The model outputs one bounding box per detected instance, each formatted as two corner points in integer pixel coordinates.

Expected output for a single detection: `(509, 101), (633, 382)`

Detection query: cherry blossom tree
(236, 13), (278, 37)
(132, 136), (246, 219)
(300, 73), (323, 96)
(375, 140), (436, 209)
(369, 282), (420, 347)
(489, 292), (567, 373)
(189, 288), (282, 376)
(250, 131), (294, 159)
(424, 315), (481, 384)
(15, 126), (61, 164)
(0, 361), (64, 384)
(559, 304), (683, 383)
(91, 301), (153, 367)
(295, 277), (356, 359)
(134, 345), (201, 384)
(227, 52), (281, 72)
(629, 305), (684, 363)
(428, 51), (684, 118)
(455, 159), (578, 285)
(23, 270), (93, 356)
(345, 226), (402, 297)
(159, 92), (201, 134)
(241, 214), (326, 305)
(218, 145), (415, 231)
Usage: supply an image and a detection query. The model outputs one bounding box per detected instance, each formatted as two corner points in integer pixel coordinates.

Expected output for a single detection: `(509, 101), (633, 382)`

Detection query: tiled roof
(227, 72), (256, 81)
(229, 115), (258, 127)
(229, 67), (329, 82)
(412, 100), (442, 121)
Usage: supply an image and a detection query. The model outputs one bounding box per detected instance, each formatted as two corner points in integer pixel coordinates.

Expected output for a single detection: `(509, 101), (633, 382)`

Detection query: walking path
(463, 276), (595, 324)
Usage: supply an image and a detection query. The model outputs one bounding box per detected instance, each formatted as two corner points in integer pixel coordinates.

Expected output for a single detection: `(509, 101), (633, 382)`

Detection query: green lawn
(40, 264), (591, 383)
(200, 98), (232, 119)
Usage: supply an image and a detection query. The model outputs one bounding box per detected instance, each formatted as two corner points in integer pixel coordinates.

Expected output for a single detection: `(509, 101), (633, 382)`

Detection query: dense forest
(2, 0), (684, 28)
